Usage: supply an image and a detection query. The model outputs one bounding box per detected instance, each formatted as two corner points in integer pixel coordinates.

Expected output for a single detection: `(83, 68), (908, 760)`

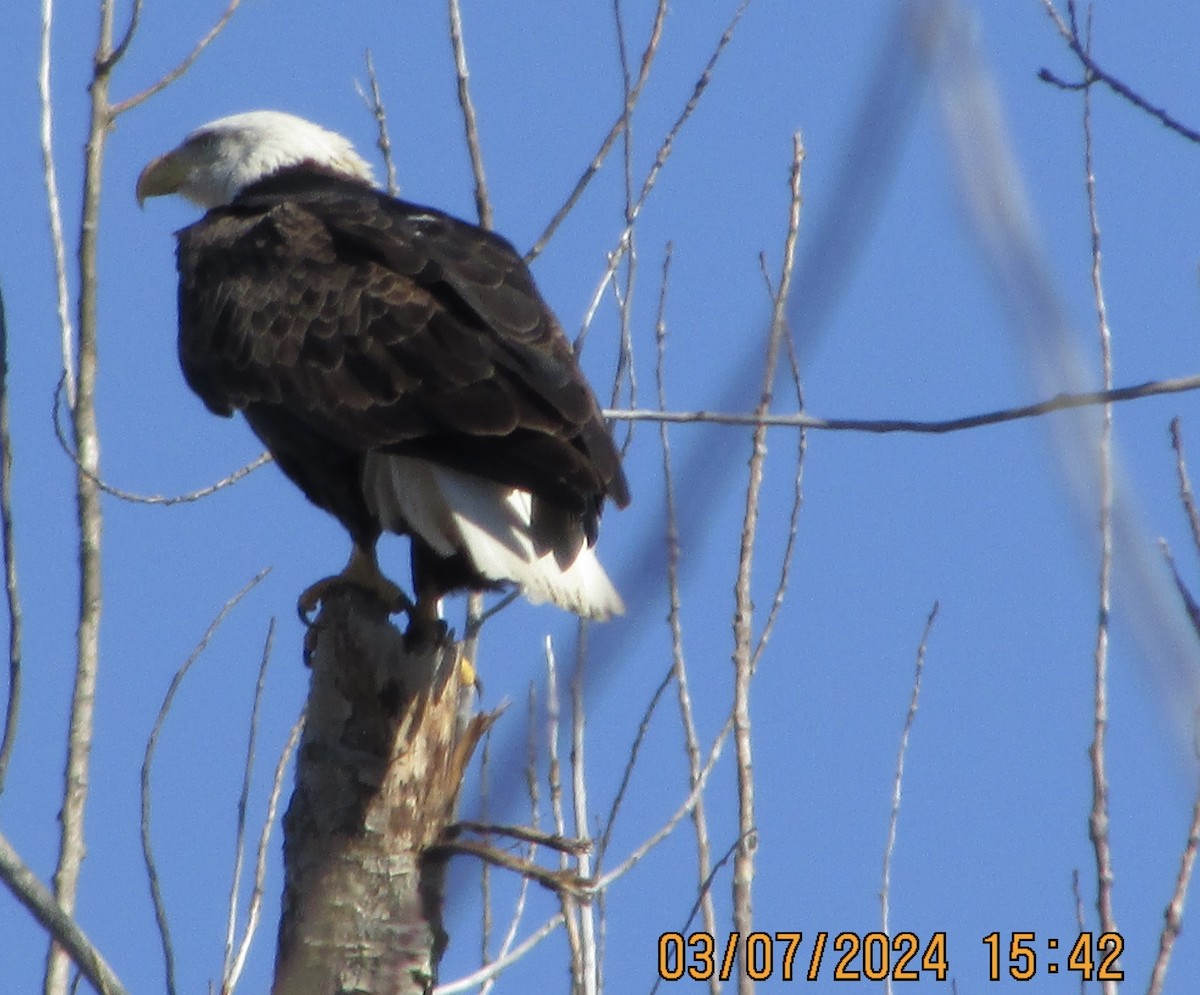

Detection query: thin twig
(604, 371), (1200, 433)
(475, 707), (540, 995)
(647, 833), (748, 995)
(434, 838), (589, 897)
(593, 716), (733, 892)
(1161, 542), (1200, 642)
(1071, 868), (1086, 995)
(464, 590), (519, 644)
(882, 602), (939, 995)
(1078, 15), (1119, 974)
(435, 912), (565, 995)
(1166, 422), (1200, 636)
(748, 237), (807, 672)
(1170, 418), (1200, 559)
(447, 0), (492, 229)
(224, 705), (305, 994)
(222, 620), (276, 985)
(1146, 766), (1200, 995)
(728, 133), (804, 992)
(653, 244), (719, 975)
(452, 822), (590, 856)
(477, 729), (494, 973)
(39, 0), (75, 408)
(571, 633), (597, 995)
(543, 639), (584, 980)
(597, 656), (675, 862)
(544, 639), (566, 843)
(356, 50), (399, 197)
(53, 379), (272, 504)
(603, 0), (639, 458)
(104, 0), (143, 72)
(576, 0), (754, 352)
(1036, 0), (1200, 145)
(525, 0), (670, 262)
(141, 570), (270, 995)
(0, 285), (21, 796)
(109, 0), (244, 117)
(0, 831), (128, 995)
(604, 239), (639, 456)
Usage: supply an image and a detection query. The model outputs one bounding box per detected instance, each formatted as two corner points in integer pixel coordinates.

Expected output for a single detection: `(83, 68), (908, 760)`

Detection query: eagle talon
(297, 585), (324, 626)
(297, 545), (413, 625)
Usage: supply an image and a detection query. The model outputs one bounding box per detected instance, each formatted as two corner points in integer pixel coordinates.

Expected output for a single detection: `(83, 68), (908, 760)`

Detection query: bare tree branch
(881, 602), (939, 995)
(433, 837), (589, 897)
(570, 637), (598, 995)
(652, 244), (719, 978)
(1170, 419), (1200, 559)
(0, 284), (21, 796)
(575, 0), (753, 353)
(477, 731), (494, 973)
(1161, 542), (1200, 644)
(604, 372), (1200, 433)
(356, 50), (399, 197)
(542, 639), (588, 986)
(46, 1), (116, 986)
(526, 0), (670, 262)
(108, 0), (244, 117)
(596, 645), (677, 862)
(53, 380), (272, 504)
(0, 831), (128, 995)
(142, 570), (270, 995)
(604, 0), (640, 456)
(38, 0), (75, 408)
(593, 717), (732, 892)
(435, 913), (565, 995)
(223, 704), (305, 995)
(1075, 13), (1119, 974)
(447, 0), (492, 229)
(728, 133), (803, 990)
(1037, 0), (1200, 144)
(104, 0), (144, 72)
(1147, 769), (1200, 995)
(647, 834), (747, 995)
(749, 250), (806, 672)
(221, 619), (276, 985)
(472, 703), (542, 995)
(451, 821), (590, 855)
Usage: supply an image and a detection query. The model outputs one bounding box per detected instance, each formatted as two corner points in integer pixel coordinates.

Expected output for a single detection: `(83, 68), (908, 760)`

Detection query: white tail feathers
(362, 454), (624, 620)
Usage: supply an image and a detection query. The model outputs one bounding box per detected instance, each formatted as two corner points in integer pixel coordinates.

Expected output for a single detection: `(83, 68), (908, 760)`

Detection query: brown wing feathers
(177, 172), (628, 544)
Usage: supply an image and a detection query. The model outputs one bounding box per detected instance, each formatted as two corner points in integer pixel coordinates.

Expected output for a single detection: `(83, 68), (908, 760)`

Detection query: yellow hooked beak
(136, 149), (190, 207)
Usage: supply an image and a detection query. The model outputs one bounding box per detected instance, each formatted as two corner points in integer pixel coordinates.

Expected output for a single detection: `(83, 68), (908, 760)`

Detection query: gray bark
(273, 590), (492, 994)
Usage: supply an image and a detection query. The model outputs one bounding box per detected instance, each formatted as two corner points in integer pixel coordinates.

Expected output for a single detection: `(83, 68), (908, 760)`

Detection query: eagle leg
(297, 542), (412, 624)
(403, 591), (450, 651)
(403, 543), (453, 650)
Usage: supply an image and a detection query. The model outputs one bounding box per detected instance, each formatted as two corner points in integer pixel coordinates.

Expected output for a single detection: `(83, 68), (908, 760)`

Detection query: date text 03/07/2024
(657, 930), (1124, 983)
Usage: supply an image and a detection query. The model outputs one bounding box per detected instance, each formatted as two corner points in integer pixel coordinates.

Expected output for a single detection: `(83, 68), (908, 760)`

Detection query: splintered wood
(273, 590), (495, 995)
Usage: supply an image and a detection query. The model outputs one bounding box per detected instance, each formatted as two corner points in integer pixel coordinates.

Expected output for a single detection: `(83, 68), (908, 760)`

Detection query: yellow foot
(459, 653), (478, 689)
(297, 545), (412, 624)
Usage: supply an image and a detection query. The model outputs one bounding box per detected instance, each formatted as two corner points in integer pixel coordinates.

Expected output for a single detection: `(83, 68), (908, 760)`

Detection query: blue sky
(4, 1), (1200, 992)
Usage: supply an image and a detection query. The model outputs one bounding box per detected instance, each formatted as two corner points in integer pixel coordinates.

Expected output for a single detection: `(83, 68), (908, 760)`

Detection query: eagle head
(136, 110), (376, 209)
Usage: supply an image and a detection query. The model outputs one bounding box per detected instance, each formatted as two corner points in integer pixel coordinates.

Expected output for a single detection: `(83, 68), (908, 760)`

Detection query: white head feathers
(137, 110), (376, 209)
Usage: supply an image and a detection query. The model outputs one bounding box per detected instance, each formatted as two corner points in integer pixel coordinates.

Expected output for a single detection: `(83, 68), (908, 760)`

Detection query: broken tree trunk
(272, 589), (494, 995)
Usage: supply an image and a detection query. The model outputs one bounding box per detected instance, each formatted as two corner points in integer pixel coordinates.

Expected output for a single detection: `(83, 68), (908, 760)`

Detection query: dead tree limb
(273, 589), (495, 995)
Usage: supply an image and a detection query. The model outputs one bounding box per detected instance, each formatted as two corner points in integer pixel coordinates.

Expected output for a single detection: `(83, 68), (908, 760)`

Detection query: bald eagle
(138, 110), (629, 636)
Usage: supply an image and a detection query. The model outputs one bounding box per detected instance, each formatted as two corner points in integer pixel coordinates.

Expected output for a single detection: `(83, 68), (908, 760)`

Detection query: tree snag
(273, 589), (494, 995)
